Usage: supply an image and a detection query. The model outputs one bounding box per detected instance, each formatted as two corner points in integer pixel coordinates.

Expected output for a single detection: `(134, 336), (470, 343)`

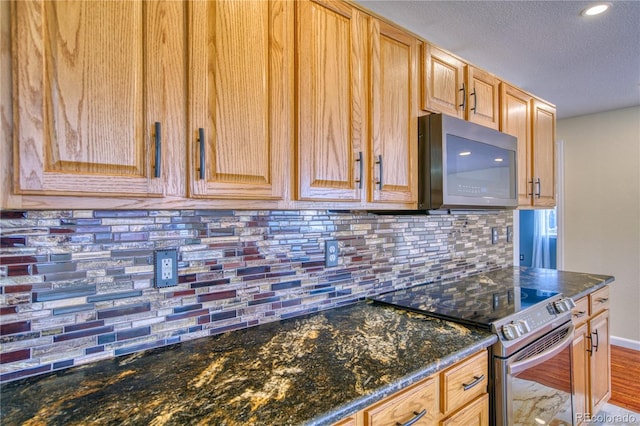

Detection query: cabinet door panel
(500, 84), (532, 207)
(467, 66), (499, 130)
(589, 309), (611, 414)
(296, 0), (366, 201)
(422, 44), (465, 118)
(14, 0), (163, 196)
(531, 99), (556, 207)
(189, 0), (290, 199)
(370, 20), (417, 203)
(573, 322), (590, 423)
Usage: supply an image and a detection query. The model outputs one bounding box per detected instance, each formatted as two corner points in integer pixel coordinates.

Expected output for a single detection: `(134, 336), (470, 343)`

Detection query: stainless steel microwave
(418, 114), (518, 210)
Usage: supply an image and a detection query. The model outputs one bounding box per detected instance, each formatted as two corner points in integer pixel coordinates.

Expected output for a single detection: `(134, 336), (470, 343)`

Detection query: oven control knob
(562, 298), (576, 311)
(502, 323), (522, 340)
(553, 300), (568, 313)
(517, 319), (531, 334)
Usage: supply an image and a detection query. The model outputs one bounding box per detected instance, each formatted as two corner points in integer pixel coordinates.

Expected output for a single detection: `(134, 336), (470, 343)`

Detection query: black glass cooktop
(369, 275), (559, 329)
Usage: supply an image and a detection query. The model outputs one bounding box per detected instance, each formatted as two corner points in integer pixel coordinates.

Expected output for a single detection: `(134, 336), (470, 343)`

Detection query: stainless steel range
(369, 275), (576, 426)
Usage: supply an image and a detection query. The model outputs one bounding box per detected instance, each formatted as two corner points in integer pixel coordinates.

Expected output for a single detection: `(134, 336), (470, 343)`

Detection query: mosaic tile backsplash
(0, 209), (512, 382)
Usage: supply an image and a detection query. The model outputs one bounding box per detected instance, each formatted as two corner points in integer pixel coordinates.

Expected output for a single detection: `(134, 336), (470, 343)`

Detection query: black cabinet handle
(596, 297), (609, 304)
(198, 128), (205, 180)
(376, 155), (383, 189)
(528, 179), (535, 197)
(462, 374), (485, 391)
(355, 151), (363, 189)
(396, 409), (427, 426)
(593, 330), (599, 352)
(535, 178), (541, 198)
(154, 122), (161, 178)
(573, 311), (586, 318)
(470, 87), (477, 114)
(586, 334), (593, 355)
(459, 83), (466, 110)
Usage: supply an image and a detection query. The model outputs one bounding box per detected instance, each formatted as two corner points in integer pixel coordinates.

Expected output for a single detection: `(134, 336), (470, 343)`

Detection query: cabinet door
(189, 0), (291, 199)
(296, 0), (367, 201)
(440, 394), (489, 426)
(531, 99), (556, 207)
(573, 322), (590, 423)
(589, 309), (611, 414)
(500, 84), (533, 207)
(369, 20), (418, 203)
(422, 44), (465, 119)
(466, 66), (500, 130)
(13, 0), (169, 196)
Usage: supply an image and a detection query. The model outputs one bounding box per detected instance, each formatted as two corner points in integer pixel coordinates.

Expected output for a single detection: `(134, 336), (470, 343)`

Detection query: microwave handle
(508, 324), (574, 375)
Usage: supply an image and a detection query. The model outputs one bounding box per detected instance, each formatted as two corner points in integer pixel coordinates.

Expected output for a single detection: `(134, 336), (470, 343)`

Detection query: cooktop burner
(369, 276), (560, 329)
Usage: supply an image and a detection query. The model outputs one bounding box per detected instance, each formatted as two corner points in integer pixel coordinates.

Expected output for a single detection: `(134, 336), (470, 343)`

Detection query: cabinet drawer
(363, 375), (438, 426)
(590, 286), (610, 315)
(440, 351), (488, 415)
(572, 296), (589, 326)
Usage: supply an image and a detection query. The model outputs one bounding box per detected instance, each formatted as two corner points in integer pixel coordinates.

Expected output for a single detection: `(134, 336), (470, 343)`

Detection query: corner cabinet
(422, 44), (500, 130)
(188, 0), (292, 200)
(333, 350), (489, 426)
(572, 286), (611, 425)
(500, 84), (556, 208)
(296, 0), (417, 205)
(12, 0), (180, 197)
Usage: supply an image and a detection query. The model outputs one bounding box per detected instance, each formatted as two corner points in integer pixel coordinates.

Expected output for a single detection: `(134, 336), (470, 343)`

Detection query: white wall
(558, 106), (640, 345)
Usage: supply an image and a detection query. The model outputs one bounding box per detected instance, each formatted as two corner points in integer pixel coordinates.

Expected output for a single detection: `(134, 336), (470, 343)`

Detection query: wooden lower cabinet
(334, 350), (488, 426)
(571, 286), (611, 425)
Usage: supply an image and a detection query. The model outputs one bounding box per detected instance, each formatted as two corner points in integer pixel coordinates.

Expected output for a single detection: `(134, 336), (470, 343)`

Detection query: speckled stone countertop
(492, 266), (614, 300)
(0, 301), (496, 426)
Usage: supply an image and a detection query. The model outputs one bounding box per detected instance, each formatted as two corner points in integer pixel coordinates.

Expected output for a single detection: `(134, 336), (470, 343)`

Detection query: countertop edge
(305, 334), (498, 426)
(566, 274), (615, 300)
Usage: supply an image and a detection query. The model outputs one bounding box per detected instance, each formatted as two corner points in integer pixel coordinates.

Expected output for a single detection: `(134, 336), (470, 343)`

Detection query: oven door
(495, 321), (575, 426)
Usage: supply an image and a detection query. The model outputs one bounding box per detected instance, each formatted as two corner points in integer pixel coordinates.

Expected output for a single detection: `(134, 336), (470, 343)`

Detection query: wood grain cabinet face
(531, 99), (556, 207)
(188, 0), (291, 200)
(500, 84), (556, 208)
(296, 0), (366, 201)
(363, 375), (438, 426)
(466, 66), (500, 130)
(13, 0), (179, 197)
(500, 83), (532, 207)
(571, 287), (611, 423)
(369, 19), (418, 203)
(422, 44), (465, 119)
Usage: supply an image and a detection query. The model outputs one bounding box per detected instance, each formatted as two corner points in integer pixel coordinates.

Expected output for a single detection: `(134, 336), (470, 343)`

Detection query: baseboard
(611, 336), (640, 351)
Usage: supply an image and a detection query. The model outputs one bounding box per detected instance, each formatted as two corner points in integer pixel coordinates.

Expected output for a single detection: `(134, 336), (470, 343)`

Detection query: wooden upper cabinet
(12, 0), (180, 197)
(188, 0), (291, 200)
(369, 20), (418, 203)
(500, 83), (533, 206)
(466, 66), (500, 130)
(531, 99), (556, 207)
(296, 0), (366, 201)
(422, 44), (465, 119)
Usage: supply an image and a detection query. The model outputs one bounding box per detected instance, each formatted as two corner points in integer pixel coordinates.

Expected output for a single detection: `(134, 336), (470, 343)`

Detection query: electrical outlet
(491, 227), (499, 244)
(155, 249), (178, 288)
(325, 240), (339, 267)
(506, 225), (513, 243)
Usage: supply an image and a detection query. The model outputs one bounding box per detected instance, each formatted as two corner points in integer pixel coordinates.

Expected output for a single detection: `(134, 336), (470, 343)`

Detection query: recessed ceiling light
(581, 3), (611, 16)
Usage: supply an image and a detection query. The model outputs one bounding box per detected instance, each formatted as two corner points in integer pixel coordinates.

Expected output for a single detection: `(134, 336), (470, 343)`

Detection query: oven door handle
(508, 324), (574, 375)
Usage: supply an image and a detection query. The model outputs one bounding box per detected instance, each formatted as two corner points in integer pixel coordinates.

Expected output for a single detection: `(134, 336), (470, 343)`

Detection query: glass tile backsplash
(0, 209), (512, 382)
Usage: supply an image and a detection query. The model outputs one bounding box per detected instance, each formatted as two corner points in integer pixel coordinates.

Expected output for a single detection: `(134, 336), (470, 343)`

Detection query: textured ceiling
(356, 0), (640, 119)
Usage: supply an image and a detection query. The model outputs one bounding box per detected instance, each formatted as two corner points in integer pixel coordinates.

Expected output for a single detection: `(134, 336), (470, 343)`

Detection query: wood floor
(610, 344), (640, 413)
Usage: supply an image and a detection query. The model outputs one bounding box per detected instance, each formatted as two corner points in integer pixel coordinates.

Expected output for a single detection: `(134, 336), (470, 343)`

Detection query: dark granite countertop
(487, 266), (614, 300)
(0, 301), (496, 426)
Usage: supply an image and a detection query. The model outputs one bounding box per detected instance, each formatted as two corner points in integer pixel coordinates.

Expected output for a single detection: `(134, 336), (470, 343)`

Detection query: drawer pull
(396, 409), (427, 426)
(596, 297), (609, 304)
(573, 311), (586, 318)
(462, 374), (485, 391)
